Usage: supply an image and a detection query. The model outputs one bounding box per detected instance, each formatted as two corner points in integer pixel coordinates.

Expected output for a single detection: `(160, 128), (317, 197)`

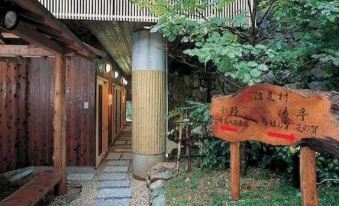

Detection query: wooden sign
(210, 84), (339, 206)
(210, 84), (339, 157)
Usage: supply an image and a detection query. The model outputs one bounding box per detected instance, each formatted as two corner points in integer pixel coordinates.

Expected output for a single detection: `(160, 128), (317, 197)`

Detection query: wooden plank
(210, 84), (339, 157)
(300, 147), (319, 206)
(0, 45), (53, 57)
(230, 142), (240, 201)
(0, 172), (61, 206)
(52, 54), (67, 195)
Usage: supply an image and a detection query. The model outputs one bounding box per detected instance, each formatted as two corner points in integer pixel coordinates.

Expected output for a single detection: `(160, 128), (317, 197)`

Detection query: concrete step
(98, 180), (129, 189)
(103, 166), (128, 173)
(94, 198), (130, 206)
(98, 173), (126, 181)
(106, 160), (130, 166)
(96, 188), (132, 199)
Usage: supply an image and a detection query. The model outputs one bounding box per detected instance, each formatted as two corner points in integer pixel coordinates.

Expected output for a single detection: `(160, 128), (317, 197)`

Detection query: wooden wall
(0, 56), (96, 173)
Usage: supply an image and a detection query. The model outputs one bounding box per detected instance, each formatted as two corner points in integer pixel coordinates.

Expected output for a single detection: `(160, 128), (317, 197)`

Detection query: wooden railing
(38, 0), (251, 22)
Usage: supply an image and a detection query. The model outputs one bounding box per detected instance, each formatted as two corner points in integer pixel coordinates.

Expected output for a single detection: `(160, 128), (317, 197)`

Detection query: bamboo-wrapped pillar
(132, 31), (167, 179)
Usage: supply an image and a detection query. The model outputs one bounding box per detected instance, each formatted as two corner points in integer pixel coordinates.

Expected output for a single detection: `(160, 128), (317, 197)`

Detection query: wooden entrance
(96, 77), (109, 167)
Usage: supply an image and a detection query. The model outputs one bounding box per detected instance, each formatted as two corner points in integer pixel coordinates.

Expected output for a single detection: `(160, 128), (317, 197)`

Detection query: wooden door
(96, 77), (109, 167)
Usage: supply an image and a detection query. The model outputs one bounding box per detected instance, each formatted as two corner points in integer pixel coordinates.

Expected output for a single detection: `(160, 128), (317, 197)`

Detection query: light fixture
(121, 78), (128, 85)
(105, 63), (112, 73)
(114, 71), (119, 78)
(2, 10), (19, 30)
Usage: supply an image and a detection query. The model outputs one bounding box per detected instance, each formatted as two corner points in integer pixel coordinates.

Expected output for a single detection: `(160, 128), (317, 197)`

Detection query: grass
(165, 166), (339, 206)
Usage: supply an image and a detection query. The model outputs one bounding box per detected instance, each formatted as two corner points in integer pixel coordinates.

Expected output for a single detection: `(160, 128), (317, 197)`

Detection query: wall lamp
(1, 9), (19, 30)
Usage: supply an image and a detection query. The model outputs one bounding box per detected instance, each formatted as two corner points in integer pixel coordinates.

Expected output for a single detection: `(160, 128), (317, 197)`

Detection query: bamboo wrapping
(132, 70), (166, 154)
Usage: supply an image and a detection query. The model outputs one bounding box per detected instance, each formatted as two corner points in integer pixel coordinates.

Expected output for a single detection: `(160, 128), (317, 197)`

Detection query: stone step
(94, 199), (130, 206)
(106, 153), (122, 160)
(103, 166), (128, 173)
(99, 173), (127, 181)
(67, 173), (94, 181)
(106, 160), (130, 166)
(96, 188), (132, 199)
(98, 180), (129, 189)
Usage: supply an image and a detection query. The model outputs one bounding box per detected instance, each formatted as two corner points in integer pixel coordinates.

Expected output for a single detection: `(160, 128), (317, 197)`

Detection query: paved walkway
(94, 125), (133, 206)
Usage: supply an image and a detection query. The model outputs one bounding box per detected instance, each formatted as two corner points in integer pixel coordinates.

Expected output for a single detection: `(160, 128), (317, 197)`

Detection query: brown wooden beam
(8, 21), (66, 54)
(13, 0), (96, 59)
(52, 54), (67, 195)
(0, 45), (53, 56)
(1, 32), (20, 39)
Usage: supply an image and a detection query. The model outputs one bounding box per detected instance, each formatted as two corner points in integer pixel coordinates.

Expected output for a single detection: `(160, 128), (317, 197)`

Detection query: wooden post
(53, 54), (67, 195)
(300, 147), (319, 206)
(230, 142), (240, 201)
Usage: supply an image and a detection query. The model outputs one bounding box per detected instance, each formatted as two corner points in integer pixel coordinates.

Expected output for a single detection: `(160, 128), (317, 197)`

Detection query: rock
(150, 170), (173, 183)
(66, 187), (82, 203)
(307, 81), (329, 91)
(150, 180), (165, 191)
(147, 162), (176, 177)
(262, 71), (275, 83)
(151, 187), (166, 206)
(310, 67), (332, 81)
(152, 194), (166, 206)
(284, 83), (301, 89)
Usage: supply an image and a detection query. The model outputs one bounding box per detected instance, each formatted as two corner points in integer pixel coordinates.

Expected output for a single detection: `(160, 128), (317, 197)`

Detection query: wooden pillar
(230, 142), (240, 201)
(52, 54), (67, 195)
(300, 147), (319, 206)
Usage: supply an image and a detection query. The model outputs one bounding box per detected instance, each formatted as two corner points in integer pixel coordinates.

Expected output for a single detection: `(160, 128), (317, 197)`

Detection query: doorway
(96, 77), (109, 167)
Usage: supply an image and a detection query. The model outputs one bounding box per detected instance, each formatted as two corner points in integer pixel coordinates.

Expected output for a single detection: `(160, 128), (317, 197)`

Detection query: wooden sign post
(210, 84), (339, 205)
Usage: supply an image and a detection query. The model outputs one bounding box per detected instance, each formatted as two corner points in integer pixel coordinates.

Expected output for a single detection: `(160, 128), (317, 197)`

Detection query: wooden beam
(8, 21), (66, 55)
(230, 142), (240, 201)
(300, 147), (319, 206)
(1, 32), (20, 39)
(52, 54), (67, 195)
(0, 45), (53, 57)
(13, 0), (96, 59)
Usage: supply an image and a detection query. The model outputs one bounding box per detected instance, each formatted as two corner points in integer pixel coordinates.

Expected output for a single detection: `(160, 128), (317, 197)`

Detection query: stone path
(94, 126), (133, 206)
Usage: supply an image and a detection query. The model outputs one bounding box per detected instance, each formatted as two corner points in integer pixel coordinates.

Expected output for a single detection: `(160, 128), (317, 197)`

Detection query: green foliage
(137, 0), (339, 87)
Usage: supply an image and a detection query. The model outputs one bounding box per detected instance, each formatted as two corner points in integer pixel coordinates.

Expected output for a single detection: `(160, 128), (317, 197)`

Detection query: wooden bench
(0, 172), (62, 206)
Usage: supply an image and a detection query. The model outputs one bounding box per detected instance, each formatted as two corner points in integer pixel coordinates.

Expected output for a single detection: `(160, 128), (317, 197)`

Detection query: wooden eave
(1, 0), (100, 60)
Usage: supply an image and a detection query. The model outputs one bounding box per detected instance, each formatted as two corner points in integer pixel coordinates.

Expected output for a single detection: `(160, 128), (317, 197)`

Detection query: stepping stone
(120, 153), (133, 160)
(106, 160), (130, 166)
(114, 148), (132, 153)
(96, 188), (132, 199)
(98, 180), (129, 189)
(99, 173), (126, 181)
(103, 166), (128, 173)
(126, 141), (132, 145)
(67, 173), (94, 181)
(106, 153), (122, 160)
(94, 199), (130, 206)
(115, 140), (127, 145)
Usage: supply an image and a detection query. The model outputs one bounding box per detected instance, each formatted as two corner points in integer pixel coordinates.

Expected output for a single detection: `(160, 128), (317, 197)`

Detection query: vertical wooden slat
(300, 147), (319, 206)
(52, 54), (67, 195)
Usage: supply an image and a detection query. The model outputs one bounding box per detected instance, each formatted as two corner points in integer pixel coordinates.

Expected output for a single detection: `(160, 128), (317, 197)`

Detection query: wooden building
(0, 0), (128, 204)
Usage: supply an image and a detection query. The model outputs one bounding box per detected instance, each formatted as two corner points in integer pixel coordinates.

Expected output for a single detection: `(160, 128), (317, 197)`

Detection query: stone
(150, 180), (165, 191)
(66, 187), (82, 203)
(151, 186), (165, 200)
(150, 170), (173, 182)
(99, 180), (129, 189)
(103, 166), (129, 173)
(67, 173), (94, 181)
(99, 173), (126, 181)
(96, 188), (132, 199)
(94, 199), (130, 206)
(106, 160), (130, 166)
(120, 153), (133, 160)
(262, 71), (275, 83)
(106, 153), (122, 160)
(307, 81), (329, 91)
(152, 194), (166, 206)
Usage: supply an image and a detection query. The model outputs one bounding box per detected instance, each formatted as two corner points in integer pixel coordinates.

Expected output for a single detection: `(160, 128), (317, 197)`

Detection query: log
(210, 84), (339, 158)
